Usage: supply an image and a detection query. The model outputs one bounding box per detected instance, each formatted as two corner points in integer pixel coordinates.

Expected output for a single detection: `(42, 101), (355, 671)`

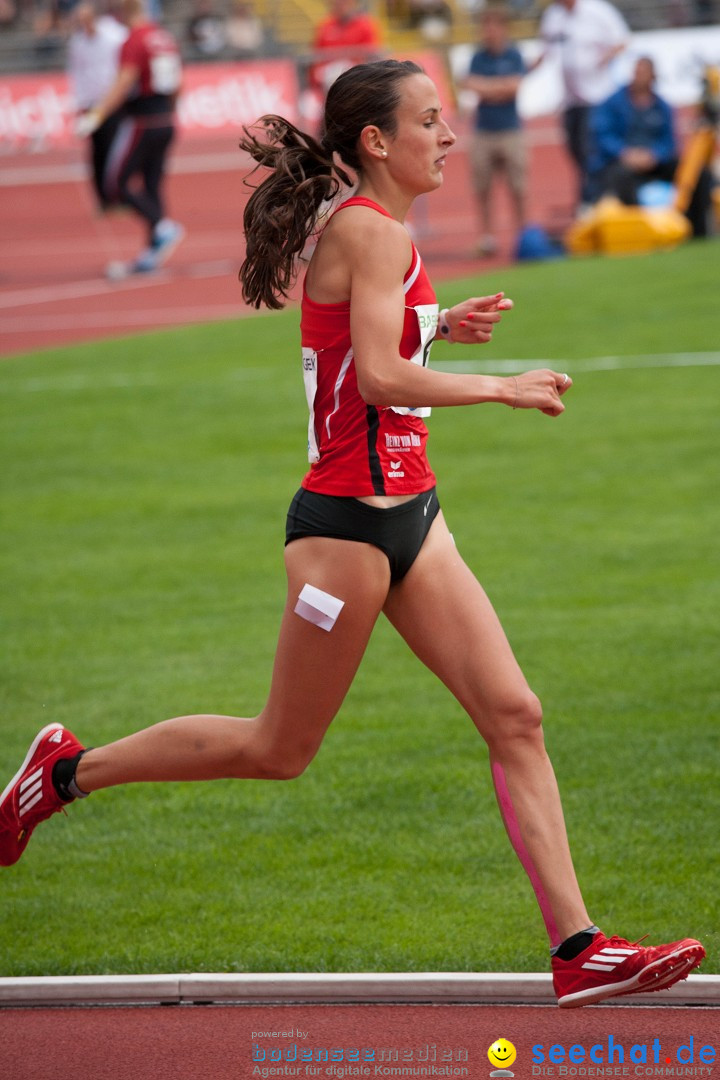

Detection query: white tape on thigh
(294, 583), (345, 632)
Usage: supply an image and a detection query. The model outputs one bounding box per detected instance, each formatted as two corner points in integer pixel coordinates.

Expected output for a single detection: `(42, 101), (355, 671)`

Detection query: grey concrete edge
(0, 973), (718, 1008)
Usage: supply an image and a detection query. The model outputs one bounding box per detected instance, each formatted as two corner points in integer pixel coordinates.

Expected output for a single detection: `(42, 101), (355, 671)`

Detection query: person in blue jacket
(589, 55), (676, 204)
(589, 54), (714, 234)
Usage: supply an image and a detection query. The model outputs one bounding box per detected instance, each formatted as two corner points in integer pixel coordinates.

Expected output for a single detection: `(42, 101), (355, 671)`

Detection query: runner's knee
(255, 753), (312, 781)
(481, 689), (544, 750)
(239, 728), (321, 781)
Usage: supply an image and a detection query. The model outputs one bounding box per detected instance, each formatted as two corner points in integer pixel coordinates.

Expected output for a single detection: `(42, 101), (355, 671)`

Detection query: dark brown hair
(238, 59), (424, 310)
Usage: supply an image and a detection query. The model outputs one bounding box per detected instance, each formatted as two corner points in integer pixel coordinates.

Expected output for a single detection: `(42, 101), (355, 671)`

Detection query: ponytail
(238, 116), (352, 310)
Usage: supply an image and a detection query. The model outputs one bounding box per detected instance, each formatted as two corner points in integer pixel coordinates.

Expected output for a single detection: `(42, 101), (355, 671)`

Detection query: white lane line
(439, 353), (720, 373)
(0, 261), (237, 311)
(4, 354), (718, 393)
(0, 304), (241, 333)
(0, 273), (171, 310)
(0, 151), (248, 187)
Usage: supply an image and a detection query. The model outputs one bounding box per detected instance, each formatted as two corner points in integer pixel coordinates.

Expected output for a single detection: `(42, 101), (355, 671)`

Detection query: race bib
(302, 347), (320, 462)
(150, 53), (182, 95)
(390, 303), (437, 418)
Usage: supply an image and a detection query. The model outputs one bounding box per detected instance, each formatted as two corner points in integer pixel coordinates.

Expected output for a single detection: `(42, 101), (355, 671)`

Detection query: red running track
(1, 1001), (718, 1080)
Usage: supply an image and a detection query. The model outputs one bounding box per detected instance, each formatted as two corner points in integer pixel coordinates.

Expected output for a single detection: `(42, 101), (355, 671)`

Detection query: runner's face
(383, 74), (456, 195)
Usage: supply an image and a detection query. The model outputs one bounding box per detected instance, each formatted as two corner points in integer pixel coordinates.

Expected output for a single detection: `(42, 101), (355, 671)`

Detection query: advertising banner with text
(0, 59), (301, 152)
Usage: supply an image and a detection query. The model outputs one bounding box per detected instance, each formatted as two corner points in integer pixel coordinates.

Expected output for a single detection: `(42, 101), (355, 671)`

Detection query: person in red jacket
(77, 0), (184, 274)
(1, 60), (705, 1009)
(309, 0), (382, 97)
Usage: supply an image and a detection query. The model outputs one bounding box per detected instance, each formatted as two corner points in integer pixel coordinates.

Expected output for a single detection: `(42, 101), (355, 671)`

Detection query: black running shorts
(285, 487), (440, 583)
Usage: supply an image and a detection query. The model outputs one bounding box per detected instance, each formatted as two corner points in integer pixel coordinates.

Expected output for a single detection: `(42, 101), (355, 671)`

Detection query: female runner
(0, 60), (704, 1007)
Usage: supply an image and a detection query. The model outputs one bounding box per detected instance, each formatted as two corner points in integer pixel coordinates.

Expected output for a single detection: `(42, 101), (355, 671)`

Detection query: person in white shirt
(534, 0), (629, 206)
(67, 2), (128, 208)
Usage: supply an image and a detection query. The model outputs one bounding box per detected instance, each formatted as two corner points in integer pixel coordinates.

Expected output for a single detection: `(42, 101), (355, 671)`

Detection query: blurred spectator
(459, 5), (527, 257)
(0, 0), (17, 29)
(406, 0), (452, 42)
(693, 0), (717, 23)
(310, 0), (383, 97)
(33, 3), (65, 61)
(76, 0), (184, 274)
(186, 0), (227, 57)
(225, 0), (264, 57)
(32, 0), (88, 62)
(664, 0), (718, 29)
(667, 0), (690, 25)
(589, 57), (676, 202)
(589, 55), (714, 234)
(67, 1), (128, 208)
(533, 0), (630, 207)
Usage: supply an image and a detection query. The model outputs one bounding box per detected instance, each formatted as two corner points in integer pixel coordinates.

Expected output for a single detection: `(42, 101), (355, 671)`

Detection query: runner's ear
(358, 125), (386, 162)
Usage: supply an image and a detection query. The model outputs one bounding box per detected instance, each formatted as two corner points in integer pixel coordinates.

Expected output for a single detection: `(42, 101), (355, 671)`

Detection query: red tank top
(300, 197), (438, 497)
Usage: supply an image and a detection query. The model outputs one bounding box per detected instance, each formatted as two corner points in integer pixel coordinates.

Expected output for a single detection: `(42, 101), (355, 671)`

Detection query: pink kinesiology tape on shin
(491, 760), (560, 947)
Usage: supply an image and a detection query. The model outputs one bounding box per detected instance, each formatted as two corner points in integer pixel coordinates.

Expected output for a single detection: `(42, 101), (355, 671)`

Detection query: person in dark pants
(67, 1), (128, 210)
(533, 0), (630, 208)
(76, 0), (184, 273)
(589, 56), (714, 236)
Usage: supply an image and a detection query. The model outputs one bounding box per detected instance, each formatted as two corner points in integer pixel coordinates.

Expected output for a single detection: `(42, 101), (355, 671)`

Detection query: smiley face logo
(488, 1039), (517, 1070)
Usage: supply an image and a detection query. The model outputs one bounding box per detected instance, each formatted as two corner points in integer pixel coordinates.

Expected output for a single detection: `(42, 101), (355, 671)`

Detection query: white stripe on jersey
(325, 347), (354, 443)
(403, 248), (421, 295)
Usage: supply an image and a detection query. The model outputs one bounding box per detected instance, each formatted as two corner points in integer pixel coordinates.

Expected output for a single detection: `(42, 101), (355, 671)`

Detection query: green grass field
(1, 242), (718, 978)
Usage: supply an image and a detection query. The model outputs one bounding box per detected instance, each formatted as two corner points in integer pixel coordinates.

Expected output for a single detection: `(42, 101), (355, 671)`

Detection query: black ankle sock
(552, 925), (601, 961)
(52, 750), (91, 802)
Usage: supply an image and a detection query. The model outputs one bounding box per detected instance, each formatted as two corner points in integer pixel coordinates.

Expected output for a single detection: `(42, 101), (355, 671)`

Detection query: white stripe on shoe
(18, 768), (44, 817)
(20, 768), (42, 793)
(582, 947), (637, 972)
(19, 789), (44, 816)
(0, 723), (63, 805)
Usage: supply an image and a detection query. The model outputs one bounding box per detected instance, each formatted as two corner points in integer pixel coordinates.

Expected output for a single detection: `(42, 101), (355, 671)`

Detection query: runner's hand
(443, 293), (513, 344)
(75, 110), (101, 138)
(511, 369), (572, 416)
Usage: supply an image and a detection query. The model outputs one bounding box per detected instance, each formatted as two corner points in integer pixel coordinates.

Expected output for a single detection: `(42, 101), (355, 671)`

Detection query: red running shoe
(0, 723), (85, 867)
(553, 931), (705, 1008)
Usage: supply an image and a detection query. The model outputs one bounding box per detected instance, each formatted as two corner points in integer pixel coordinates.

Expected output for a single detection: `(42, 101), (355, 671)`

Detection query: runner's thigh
(255, 535), (392, 763)
(382, 513), (533, 735)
